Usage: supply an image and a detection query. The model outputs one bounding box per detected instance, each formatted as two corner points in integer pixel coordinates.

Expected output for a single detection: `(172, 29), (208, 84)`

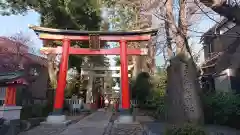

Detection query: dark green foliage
(0, 0), (104, 71)
(131, 72), (152, 104)
(139, 71), (167, 119)
(143, 88), (166, 119)
(20, 104), (53, 120)
(114, 56), (121, 66)
(165, 123), (206, 135)
(202, 92), (240, 129)
(20, 106), (32, 120)
(0, 0), (101, 32)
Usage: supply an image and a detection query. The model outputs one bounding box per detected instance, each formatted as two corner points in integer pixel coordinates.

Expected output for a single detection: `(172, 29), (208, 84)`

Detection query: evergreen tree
(0, 0), (106, 88)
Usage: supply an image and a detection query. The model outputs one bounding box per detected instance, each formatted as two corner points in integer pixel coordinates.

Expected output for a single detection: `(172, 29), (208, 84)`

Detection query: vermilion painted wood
(40, 47), (148, 55)
(37, 33), (151, 111)
(4, 87), (10, 105)
(29, 26), (155, 112)
(53, 39), (70, 110)
(120, 40), (130, 109)
(4, 87), (16, 106)
(12, 88), (16, 105)
(39, 33), (151, 41)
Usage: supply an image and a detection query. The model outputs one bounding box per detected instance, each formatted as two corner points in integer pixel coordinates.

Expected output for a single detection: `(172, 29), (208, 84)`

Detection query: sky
(0, 10), (43, 55)
(0, 10), (218, 66)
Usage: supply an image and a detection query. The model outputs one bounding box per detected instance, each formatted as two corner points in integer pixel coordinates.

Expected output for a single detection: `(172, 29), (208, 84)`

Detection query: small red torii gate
(30, 25), (157, 116)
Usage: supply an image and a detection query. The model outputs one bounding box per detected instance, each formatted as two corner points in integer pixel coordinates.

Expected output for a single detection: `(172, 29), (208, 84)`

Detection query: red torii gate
(30, 25), (157, 117)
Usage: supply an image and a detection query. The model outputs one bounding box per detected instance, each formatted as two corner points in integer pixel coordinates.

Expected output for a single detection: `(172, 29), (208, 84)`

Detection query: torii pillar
(119, 40), (130, 110)
(46, 39), (70, 123)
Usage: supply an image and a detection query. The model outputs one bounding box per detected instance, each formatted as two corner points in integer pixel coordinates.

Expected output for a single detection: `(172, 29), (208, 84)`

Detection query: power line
(194, 0), (240, 35)
(193, 0), (240, 69)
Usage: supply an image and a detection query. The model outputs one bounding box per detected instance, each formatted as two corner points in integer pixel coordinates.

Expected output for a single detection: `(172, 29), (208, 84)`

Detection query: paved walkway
(19, 124), (67, 135)
(60, 110), (112, 135)
(18, 113), (90, 135)
(103, 114), (146, 135)
(19, 110), (113, 135)
(19, 109), (148, 135)
(108, 123), (144, 135)
(19, 108), (240, 135)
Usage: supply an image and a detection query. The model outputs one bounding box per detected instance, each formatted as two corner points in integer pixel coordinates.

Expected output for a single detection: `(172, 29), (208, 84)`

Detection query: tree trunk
(47, 57), (58, 89)
(132, 55), (141, 79)
(140, 56), (149, 72)
(44, 40), (58, 89)
(148, 41), (157, 75)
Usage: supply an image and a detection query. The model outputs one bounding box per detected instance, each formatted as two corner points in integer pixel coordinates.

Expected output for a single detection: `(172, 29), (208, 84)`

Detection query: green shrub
(131, 72), (152, 104)
(20, 105), (33, 120)
(132, 72), (167, 119)
(20, 104), (52, 120)
(42, 103), (53, 117)
(202, 92), (240, 129)
(165, 123), (206, 135)
(144, 89), (166, 118)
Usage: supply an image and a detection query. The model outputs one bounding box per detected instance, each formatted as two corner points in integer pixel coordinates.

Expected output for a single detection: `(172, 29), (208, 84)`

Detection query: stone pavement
(103, 113), (146, 135)
(18, 110), (161, 135)
(19, 108), (240, 135)
(60, 110), (112, 135)
(18, 125), (66, 135)
(18, 113), (89, 135)
(107, 123), (145, 135)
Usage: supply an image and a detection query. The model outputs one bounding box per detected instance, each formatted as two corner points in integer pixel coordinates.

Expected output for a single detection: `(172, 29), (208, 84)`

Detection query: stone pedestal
(41, 110), (68, 125)
(115, 109), (136, 124)
(0, 106), (22, 120)
(46, 115), (66, 124)
(115, 115), (134, 123)
(41, 114), (71, 127)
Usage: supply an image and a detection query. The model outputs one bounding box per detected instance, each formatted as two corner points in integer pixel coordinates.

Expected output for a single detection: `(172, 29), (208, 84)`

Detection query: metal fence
(65, 98), (84, 115)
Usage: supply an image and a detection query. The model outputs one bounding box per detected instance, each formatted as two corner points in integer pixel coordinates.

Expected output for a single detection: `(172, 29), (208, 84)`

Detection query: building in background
(0, 37), (48, 106)
(201, 18), (240, 93)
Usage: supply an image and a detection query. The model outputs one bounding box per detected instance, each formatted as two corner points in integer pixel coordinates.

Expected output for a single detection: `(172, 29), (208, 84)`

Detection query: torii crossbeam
(30, 25), (156, 122)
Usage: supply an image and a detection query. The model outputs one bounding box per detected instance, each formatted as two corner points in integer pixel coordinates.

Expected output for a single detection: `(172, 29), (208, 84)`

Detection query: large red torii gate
(30, 25), (157, 119)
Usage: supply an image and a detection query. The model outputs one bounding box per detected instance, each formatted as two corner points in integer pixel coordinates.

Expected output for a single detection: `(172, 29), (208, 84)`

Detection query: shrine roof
(0, 70), (25, 84)
(29, 25), (158, 36)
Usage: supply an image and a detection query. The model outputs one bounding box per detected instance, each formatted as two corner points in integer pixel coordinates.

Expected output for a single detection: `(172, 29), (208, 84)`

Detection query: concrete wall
(214, 71), (231, 92)
(214, 68), (239, 92)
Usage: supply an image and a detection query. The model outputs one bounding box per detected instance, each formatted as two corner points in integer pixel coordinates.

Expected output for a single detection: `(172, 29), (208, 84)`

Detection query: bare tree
(105, 0), (222, 125)
(200, 0), (240, 24)
(103, 0), (157, 78)
(8, 31), (34, 47)
(142, 0), (208, 125)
